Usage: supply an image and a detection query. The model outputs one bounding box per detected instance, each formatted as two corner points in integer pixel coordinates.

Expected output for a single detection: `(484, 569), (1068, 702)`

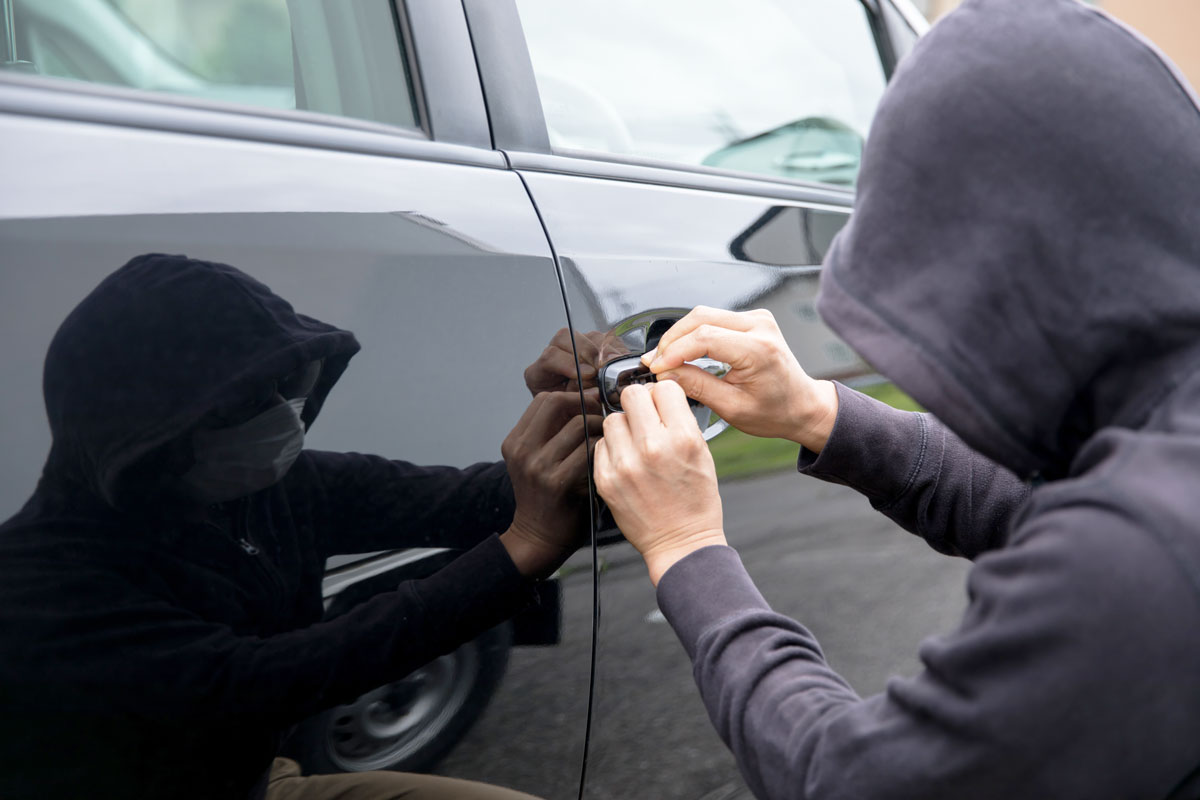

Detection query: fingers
(650, 380), (699, 433)
(505, 391), (573, 457)
(647, 306), (761, 366)
(553, 437), (594, 493)
(593, 437), (613, 495)
(507, 391), (550, 439)
(547, 327), (573, 351)
(525, 345), (580, 394)
(599, 403), (633, 459)
(619, 383), (664, 441)
(581, 386), (604, 416)
(658, 363), (739, 415)
(541, 410), (602, 466)
(573, 330), (603, 370)
(647, 324), (757, 372)
(551, 327), (601, 380)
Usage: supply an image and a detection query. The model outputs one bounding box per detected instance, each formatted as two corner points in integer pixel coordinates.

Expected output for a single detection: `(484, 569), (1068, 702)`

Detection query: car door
(0, 1), (592, 797)
(463, 1), (924, 796)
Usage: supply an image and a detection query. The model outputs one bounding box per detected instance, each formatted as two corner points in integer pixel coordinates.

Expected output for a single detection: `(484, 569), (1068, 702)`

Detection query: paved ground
(440, 470), (971, 799)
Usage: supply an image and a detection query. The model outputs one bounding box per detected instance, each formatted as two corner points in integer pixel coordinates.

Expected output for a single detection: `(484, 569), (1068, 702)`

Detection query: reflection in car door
(0, 3), (592, 798)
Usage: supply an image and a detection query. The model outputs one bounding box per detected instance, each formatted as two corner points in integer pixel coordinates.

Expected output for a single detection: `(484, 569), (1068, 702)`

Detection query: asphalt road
(440, 470), (971, 799)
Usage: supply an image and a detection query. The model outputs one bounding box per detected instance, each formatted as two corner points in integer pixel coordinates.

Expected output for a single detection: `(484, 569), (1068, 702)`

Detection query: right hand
(593, 381), (726, 585)
(643, 306), (839, 453)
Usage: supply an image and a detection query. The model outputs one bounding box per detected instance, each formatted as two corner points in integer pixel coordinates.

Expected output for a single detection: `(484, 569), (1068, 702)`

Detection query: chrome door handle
(598, 354), (730, 440)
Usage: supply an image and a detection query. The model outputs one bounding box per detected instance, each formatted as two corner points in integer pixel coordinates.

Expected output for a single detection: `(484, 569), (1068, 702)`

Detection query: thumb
(659, 364), (740, 416)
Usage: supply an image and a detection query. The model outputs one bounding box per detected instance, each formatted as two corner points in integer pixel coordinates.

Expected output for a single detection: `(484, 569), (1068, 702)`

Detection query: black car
(0, 1), (931, 797)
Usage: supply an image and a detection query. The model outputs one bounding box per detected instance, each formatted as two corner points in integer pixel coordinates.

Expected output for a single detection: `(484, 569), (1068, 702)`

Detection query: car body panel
(0, 0), (923, 794)
(456, 1), (919, 791)
(517, 167), (858, 797)
(0, 21), (593, 792)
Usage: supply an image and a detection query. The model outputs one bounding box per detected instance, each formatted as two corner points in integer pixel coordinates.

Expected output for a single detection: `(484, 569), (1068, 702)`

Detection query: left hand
(594, 381), (727, 585)
(524, 328), (606, 396)
(500, 391), (599, 578)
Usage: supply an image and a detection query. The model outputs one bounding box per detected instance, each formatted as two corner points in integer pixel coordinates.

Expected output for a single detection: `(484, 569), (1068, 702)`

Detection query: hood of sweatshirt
(818, 0), (1200, 479)
(39, 253), (360, 511)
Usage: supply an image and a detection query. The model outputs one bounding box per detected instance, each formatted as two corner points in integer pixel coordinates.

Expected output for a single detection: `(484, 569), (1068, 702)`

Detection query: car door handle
(598, 354), (730, 440)
(599, 354), (729, 412)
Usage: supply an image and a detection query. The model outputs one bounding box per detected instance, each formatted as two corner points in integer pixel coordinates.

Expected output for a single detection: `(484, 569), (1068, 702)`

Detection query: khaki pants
(265, 758), (543, 800)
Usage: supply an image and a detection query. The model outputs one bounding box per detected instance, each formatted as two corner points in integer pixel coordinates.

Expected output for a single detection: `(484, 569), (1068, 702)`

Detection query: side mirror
(598, 354), (730, 441)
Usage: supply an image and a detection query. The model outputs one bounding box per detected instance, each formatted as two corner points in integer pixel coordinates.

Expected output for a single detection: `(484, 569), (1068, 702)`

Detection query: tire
(287, 621), (513, 775)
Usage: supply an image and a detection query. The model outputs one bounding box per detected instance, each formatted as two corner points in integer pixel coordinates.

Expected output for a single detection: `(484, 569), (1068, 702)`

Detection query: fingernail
(642, 348), (658, 366)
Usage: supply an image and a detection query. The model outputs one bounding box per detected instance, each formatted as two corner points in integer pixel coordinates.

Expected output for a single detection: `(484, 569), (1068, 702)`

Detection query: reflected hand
(500, 391), (600, 578)
(524, 328), (605, 396)
(644, 306), (839, 453)
(594, 381), (726, 585)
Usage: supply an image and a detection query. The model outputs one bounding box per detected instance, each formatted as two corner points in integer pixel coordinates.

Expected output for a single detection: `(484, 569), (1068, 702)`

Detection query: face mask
(182, 396), (306, 504)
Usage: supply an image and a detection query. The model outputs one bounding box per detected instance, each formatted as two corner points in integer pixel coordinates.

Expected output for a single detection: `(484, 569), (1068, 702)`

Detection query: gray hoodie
(655, 1), (1200, 797)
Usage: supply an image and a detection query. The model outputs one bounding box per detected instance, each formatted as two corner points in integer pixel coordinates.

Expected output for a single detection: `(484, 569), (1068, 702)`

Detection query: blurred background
(912, 0), (1199, 85)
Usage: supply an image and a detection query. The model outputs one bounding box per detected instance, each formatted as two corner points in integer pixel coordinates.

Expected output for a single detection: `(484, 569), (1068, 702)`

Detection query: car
(0, 0), (926, 797)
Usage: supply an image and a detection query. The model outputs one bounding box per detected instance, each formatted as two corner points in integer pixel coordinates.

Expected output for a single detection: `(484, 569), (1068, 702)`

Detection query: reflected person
(0, 254), (593, 800)
(594, 1), (1200, 796)
(523, 327), (620, 397)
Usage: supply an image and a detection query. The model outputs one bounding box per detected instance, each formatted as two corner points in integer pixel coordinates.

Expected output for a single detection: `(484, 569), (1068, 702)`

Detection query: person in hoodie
(594, 0), (1200, 798)
(0, 253), (593, 799)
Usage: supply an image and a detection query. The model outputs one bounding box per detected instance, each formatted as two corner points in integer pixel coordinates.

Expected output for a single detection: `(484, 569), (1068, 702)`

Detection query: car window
(514, 0), (887, 187)
(881, 0), (920, 61)
(7, 0), (419, 130)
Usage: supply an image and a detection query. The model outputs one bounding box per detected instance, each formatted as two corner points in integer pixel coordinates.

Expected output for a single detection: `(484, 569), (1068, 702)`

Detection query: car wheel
(289, 622), (512, 774)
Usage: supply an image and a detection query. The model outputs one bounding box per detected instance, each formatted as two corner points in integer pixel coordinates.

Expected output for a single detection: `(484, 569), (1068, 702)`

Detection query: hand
(644, 307), (839, 453)
(524, 328), (605, 396)
(594, 381), (727, 585)
(500, 391), (599, 578)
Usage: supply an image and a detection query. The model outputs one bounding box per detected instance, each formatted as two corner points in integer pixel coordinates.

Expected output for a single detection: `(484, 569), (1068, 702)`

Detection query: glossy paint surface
(0, 104), (592, 798)
(521, 168), (862, 799)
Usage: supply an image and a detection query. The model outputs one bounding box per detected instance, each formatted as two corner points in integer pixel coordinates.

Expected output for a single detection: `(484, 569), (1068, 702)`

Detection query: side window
(881, 0), (921, 62)
(7, 0), (419, 130)
(514, 0), (887, 187)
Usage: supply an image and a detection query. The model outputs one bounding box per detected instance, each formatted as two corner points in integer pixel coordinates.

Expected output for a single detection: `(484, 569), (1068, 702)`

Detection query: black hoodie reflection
(0, 254), (525, 799)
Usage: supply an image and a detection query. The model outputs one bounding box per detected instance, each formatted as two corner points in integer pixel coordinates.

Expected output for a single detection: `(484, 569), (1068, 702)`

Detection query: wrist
(642, 529), (728, 586)
(787, 380), (839, 454)
(500, 524), (571, 579)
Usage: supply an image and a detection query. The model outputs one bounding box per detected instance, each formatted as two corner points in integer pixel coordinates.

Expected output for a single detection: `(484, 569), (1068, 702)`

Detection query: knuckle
(615, 458), (639, 481)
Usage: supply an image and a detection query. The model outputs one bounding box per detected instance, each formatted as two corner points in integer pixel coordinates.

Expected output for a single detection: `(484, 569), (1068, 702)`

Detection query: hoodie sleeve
(656, 512), (1200, 800)
(798, 383), (1029, 559)
(293, 450), (515, 557)
(2, 535), (533, 723)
